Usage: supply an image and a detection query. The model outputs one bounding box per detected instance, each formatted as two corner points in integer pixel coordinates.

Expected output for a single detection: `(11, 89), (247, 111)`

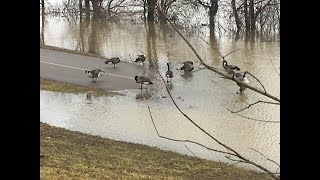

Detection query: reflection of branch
(249, 148), (280, 169)
(148, 106), (235, 157)
(226, 108), (280, 123)
(229, 100), (279, 113)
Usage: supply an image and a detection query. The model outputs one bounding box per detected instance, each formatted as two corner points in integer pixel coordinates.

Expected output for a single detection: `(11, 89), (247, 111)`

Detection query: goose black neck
(167, 63), (170, 70)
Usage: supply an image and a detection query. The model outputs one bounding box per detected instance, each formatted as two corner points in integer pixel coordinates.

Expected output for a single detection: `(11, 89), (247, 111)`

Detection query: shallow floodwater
(41, 86), (279, 172)
(40, 12), (280, 173)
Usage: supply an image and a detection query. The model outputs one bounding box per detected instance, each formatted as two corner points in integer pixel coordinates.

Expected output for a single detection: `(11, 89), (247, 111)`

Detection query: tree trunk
(231, 0), (241, 39)
(41, 0), (45, 13)
(209, 0), (218, 39)
(249, 0), (255, 41)
(79, 0), (83, 16)
(244, 0), (250, 39)
(85, 0), (90, 20)
(143, 0), (146, 22)
(146, 21), (157, 68)
(147, 0), (156, 21)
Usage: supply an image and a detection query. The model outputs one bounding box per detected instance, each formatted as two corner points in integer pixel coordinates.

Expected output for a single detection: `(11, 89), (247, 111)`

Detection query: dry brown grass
(40, 123), (274, 180)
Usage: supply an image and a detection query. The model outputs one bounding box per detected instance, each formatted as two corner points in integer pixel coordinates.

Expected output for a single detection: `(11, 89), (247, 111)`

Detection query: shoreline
(40, 122), (273, 179)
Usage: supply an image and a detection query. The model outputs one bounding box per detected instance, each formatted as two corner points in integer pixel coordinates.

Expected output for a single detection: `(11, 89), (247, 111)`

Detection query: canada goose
(235, 71), (249, 94)
(135, 55), (146, 66)
(105, 57), (120, 68)
(222, 60), (240, 73)
(182, 61), (194, 65)
(180, 61), (194, 73)
(165, 63), (173, 83)
(135, 75), (153, 92)
(85, 69), (105, 82)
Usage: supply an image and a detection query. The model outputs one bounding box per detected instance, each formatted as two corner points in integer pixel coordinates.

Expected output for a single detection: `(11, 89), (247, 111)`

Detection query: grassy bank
(40, 122), (273, 179)
(40, 78), (124, 97)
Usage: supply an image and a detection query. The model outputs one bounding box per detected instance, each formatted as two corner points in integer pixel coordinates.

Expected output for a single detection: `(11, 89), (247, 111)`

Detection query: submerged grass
(40, 78), (124, 97)
(40, 122), (273, 180)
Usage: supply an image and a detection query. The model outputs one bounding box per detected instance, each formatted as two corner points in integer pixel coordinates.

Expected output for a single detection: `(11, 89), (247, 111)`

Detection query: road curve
(40, 48), (146, 91)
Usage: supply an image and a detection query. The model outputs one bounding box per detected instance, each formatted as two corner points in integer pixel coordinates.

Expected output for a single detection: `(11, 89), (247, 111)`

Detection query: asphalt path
(40, 48), (146, 91)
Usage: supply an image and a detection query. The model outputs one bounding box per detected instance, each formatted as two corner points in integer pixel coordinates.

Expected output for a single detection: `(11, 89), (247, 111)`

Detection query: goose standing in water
(222, 60), (240, 73)
(165, 63), (173, 83)
(234, 71), (249, 94)
(135, 55), (146, 66)
(85, 69), (105, 83)
(105, 57), (120, 68)
(180, 61), (194, 73)
(135, 75), (153, 92)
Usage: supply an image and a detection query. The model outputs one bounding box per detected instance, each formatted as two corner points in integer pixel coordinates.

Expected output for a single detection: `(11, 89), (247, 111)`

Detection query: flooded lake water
(40, 13), (280, 173)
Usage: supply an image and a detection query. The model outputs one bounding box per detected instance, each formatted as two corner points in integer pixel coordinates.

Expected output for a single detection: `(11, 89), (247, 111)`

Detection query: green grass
(40, 122), (274, 180)
(40, 78), (124, 97)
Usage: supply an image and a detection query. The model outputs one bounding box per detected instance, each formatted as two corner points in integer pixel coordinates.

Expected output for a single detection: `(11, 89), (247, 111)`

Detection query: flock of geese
(85, 55), (249, 94)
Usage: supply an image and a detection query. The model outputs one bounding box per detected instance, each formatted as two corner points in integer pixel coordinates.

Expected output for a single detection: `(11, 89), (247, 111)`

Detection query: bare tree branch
(226, 108), (280, 123)
(223, 49), (240, 58)
(245, 71), (267, 93)
(197, 0), (210, 8)
(184, 145), (232, 176)
(225, 155), (246, 164)
(249, 148), (280, 168)
(148, 106), (236, 157)
(229, 100), (279, 114)
(152, 58), (279, 179)
(155, 3), (280, 103)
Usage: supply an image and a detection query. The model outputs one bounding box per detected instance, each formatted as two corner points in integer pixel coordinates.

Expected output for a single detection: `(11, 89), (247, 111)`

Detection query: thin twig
(226, 108), (280, 123)
(223, 49), (240, 58)
(184, 145), (231, 176)
(246, 71), (267, 93)
(225, 155), (246, 164)
(269, 58), (280, 76)
(148, 106), (235, 157)
(249, 148), (280, 168)
(230, 100), (279, 113)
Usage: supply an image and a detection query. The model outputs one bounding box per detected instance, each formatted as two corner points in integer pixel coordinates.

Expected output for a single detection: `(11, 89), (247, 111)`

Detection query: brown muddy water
(40, 14), (280, 173)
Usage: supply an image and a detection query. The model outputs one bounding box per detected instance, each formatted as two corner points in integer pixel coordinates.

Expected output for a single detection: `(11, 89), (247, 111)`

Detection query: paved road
(40, 48), (146, 91)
